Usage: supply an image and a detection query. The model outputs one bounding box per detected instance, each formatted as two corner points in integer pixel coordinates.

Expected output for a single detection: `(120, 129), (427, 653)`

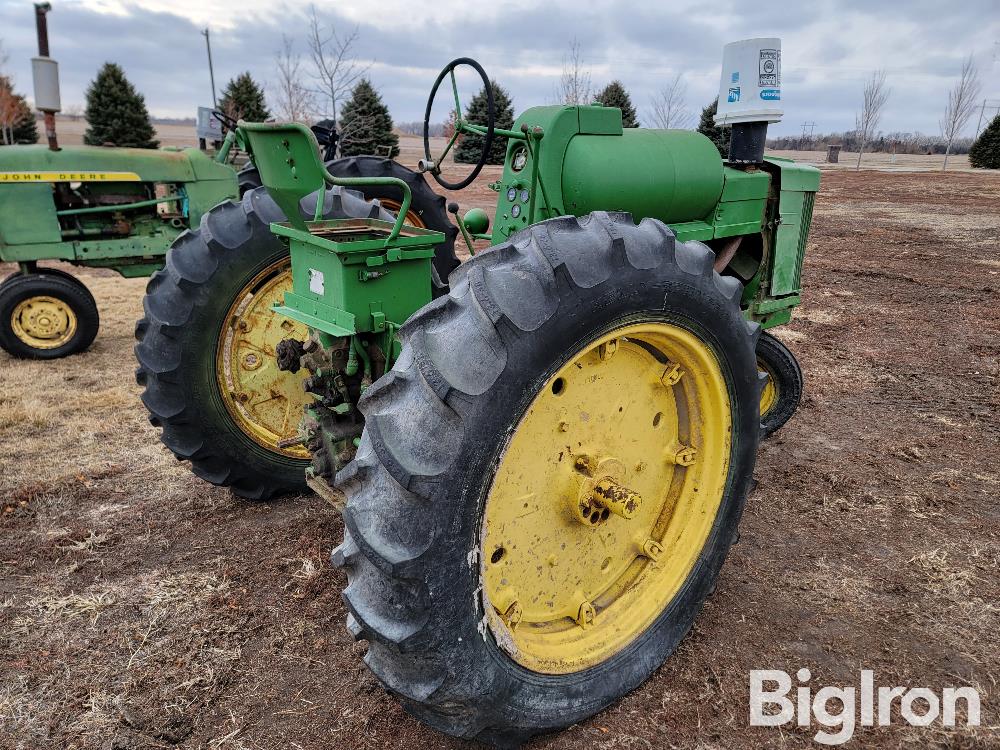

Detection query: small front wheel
(756, 331), (804, 439)
(0, 273), (99, 359)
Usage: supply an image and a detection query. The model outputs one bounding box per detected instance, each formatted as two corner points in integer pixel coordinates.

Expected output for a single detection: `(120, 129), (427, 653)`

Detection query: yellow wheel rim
(216, 258), (311, 459)
(379, 199), (426, 229)
(480, 321), (732, 674)
(758, 360), (778, 417)
(11, 295), (77, 349)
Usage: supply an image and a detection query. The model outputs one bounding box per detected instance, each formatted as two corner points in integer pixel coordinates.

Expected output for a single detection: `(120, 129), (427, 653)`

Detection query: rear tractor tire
(135, 160), (458, 500)
(0, 272), (99, 359)
(332, 212), (762, 744)
(756, 330), (803, 439)
(134, 187), (394, 499)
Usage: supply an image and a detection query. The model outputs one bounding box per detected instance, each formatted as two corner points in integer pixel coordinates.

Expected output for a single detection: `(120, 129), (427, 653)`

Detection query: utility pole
(800, 121), (816, 141)
(202, 28), (217, 109)
(32, 2), (59, 151)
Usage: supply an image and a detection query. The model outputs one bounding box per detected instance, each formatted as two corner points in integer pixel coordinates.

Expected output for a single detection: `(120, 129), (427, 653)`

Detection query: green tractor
(0, 107), (424, 363)
(0, 141), (239, 357)
(137, 44), (817, 744)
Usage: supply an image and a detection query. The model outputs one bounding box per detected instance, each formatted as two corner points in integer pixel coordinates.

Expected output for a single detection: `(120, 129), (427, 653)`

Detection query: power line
(800, 121), (817, 139)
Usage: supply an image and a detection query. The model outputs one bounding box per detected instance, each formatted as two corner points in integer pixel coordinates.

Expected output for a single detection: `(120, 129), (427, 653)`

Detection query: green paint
(0, 143), (237, 277)
(254, 103), (819, 359)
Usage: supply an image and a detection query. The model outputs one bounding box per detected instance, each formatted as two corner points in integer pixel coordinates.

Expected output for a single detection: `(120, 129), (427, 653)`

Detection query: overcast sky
(1, 0), (998, 138)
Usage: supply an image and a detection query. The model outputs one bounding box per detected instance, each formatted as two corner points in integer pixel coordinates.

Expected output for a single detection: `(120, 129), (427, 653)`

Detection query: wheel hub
(480, 322), (731, 674)
(216, 259), (312, 459)
(11, 295), (77, 349)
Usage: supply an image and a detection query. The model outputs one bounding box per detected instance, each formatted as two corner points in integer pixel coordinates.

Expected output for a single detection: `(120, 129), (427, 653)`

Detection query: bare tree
(854, 69), (890, 170)
(305, 4), (368, 139)
(272, 35), (314, 122)
(648, 73), (693, 129)
(557, 38), (591, 105)
(940, 55), (981, 171)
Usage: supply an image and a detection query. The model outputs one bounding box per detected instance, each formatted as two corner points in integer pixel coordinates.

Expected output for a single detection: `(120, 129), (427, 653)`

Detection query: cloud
(0, 0), (997, 138)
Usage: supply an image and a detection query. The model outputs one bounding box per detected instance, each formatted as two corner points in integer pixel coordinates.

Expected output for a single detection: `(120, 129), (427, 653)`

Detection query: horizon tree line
(1, 30), (997, 168)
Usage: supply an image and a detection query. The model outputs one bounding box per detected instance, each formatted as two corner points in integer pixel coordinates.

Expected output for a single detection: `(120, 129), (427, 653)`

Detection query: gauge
(512, 148), (528, 172)
(519, 189), (530, 203)
(511, 204), (521, 218)
(506, 186), (517, 202)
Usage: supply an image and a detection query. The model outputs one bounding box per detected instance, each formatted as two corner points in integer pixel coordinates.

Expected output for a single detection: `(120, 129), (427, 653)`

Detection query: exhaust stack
(714, 38), (783, 165)
(31, 2), (60, 151)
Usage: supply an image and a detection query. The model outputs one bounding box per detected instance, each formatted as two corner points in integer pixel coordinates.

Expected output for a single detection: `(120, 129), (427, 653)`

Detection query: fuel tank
(560, 129), (724, 224)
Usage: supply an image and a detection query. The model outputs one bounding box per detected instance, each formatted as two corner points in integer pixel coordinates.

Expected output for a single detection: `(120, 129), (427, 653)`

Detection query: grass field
(1, 154), (998, 748)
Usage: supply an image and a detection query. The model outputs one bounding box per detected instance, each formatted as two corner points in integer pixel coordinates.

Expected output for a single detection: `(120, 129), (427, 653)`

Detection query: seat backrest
(238, 121), (326, 230)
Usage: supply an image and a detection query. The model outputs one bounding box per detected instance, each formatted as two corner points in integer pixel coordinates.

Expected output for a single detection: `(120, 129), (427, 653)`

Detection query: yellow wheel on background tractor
(0, 273), (99, 359)
(332, 213), (761, 745)
(11, 295), (78, 349)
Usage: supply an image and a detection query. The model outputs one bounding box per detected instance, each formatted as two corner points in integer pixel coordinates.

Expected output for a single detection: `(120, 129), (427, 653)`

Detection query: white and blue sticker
(760, 88), (781, 101)
(758, 49), (780, 87)
(728, 87), (741, 103)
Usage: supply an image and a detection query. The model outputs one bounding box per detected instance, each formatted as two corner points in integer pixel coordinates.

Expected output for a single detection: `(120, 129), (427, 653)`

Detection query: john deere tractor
(137, 42), (817, 744)
(0, 140), (239, 358)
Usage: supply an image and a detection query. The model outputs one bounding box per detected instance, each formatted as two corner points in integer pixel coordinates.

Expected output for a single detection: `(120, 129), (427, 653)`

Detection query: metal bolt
(502, 601), (523, 630)
(642, 539), (664, 561)
(661, 363), (684, 386)
(667, 446), (697, 466)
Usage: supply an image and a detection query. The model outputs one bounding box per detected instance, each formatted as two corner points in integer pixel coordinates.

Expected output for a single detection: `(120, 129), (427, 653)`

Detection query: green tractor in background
(0, 141), (238, 357)
(0, 107), (442, 363)
(137, 42), (818, 744)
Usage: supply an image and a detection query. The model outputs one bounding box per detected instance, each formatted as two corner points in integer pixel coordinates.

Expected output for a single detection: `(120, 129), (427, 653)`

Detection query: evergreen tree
(969, 114), (1000, 169)
(219, 72), (270, 123)
(339, 79), (399, 158)
(83, 63), (158, 148)
(455, 80), (514, 165)
(697, 97), (729, 159)
(594, 80), (638, 127)
(0, 76), (38, 145)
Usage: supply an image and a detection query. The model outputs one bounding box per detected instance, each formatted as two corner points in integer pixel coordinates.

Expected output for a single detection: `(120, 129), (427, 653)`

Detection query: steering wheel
(422, 58), (495, 191)
(213, 109), (240, 134)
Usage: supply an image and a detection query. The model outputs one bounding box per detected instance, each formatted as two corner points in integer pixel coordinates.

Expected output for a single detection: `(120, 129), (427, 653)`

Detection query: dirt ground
(1, 164), (999, 749)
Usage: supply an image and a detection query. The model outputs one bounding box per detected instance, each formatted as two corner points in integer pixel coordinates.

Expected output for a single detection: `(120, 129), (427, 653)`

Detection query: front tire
(332, 212), (761, 744)
(0, 273), (99, 359)
(756, 331), (803, 439)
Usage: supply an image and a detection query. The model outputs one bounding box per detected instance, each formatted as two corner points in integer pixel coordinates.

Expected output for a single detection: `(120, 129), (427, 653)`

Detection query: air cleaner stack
(715, 37), (784, 164)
